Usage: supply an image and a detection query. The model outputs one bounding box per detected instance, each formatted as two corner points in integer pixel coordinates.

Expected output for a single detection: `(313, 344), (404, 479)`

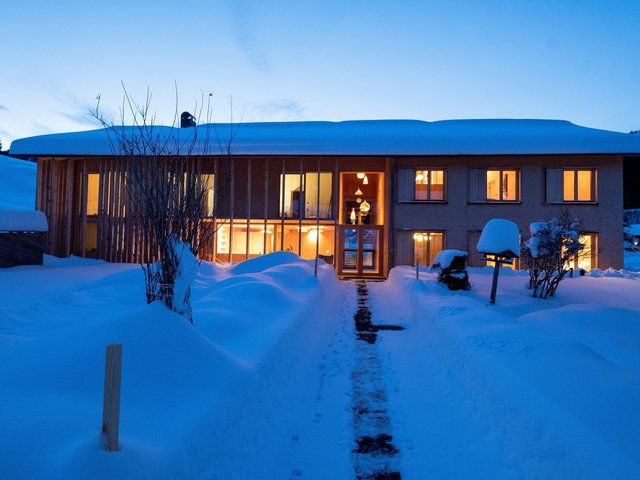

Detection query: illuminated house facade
(10, 119), (640, 277)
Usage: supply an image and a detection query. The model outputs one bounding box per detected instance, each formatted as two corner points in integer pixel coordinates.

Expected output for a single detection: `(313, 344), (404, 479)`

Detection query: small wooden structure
(0, 209), (48, 268)
(477, 219), (520, 304)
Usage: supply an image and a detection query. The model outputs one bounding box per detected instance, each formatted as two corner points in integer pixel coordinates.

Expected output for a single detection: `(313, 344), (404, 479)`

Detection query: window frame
(412, 230), (446, 266)
(413, 169), (447, 202)
(566, 232), (598, 270)
(279, 171), (333, 220)
(485, 168), (520, 202)
(562, 168), (596, 203)
(468, 168), (521, 203)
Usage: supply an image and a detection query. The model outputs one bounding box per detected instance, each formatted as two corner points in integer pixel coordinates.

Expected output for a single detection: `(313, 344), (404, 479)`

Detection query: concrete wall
(393, 155), (624, 269)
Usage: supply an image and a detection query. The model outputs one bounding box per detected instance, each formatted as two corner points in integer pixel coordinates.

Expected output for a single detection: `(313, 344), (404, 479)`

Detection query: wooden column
(102, 344), (122, 452)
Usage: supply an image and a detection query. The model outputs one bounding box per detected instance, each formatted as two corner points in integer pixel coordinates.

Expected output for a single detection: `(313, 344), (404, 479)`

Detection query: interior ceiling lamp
(359, 200), (371, 213)
(355, 188), (363, 196)
(415, 171), (425, 182)
(356, 172), (365, 179)
(350, 208), (357, 224)
(363, 175), (369, 185)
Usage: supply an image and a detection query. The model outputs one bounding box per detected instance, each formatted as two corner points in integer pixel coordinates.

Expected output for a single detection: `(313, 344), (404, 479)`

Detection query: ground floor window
(413, 231), (445, 266)
(212, 220), (335, 264)
(567, 233), (598, 270)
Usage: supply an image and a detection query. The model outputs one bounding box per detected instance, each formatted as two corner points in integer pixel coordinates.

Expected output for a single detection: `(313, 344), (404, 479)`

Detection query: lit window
(201, 174), (215, 216)
(487, 170), (518, 201)
(563, 169), (594, 202)
(86, 173), (100, 215)
(280, 173), (332, 219)
(413, 231), (444, 266)
(567, 233), (598, 270)
(415, 169), (445, 201)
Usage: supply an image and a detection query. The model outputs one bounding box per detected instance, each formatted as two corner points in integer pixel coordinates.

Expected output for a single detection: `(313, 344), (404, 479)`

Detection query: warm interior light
(363, 175), (369, 185)
(350, 208), (356, 224)
(359, 200), (370, 213)
(357, 172), (365, 179)
(355, 188), (363, 196)
(356, 198), (362, 204)
(415, 172), (424, 182)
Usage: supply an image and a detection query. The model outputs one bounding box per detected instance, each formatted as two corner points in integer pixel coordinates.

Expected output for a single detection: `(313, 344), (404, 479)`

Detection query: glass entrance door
(338, 225), (383, 276)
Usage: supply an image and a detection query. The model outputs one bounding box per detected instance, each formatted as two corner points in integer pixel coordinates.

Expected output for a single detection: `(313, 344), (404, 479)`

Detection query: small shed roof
(9, 119), (640, 157)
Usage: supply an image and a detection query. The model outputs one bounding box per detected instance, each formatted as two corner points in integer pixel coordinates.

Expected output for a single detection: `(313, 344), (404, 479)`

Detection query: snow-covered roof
(0, 208), (48, 232)
(9, 119), (640, 157)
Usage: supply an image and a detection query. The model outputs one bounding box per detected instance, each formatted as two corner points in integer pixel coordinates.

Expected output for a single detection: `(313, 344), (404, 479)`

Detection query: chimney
(181, 112), (196, 128)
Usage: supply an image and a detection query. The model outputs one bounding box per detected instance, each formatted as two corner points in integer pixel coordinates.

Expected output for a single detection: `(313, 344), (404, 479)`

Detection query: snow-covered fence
(102, 344), (123, 452)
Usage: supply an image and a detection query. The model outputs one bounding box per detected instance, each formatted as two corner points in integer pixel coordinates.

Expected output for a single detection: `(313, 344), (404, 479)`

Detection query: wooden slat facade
(35, 155), (392, 277)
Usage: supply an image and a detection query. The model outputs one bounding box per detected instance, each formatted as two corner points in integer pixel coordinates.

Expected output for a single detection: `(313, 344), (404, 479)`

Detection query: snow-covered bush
(431, 249), (471, 291)
(521, 215), (584, 299)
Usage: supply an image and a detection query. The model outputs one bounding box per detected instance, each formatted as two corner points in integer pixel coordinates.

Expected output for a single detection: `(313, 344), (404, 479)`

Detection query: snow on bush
(521, 215), (584, 299)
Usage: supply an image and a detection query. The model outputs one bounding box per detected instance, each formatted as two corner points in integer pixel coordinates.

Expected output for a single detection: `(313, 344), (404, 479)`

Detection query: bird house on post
(477, 219), (520, 304)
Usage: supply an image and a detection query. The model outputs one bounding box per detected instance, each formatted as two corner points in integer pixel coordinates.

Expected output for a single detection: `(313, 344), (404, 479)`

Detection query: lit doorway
(337, 171), (384, 277)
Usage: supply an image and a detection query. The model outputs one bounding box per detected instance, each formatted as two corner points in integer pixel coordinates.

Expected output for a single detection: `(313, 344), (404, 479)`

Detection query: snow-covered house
(0, 154), (48, 267)
(9, 119), (640, 276)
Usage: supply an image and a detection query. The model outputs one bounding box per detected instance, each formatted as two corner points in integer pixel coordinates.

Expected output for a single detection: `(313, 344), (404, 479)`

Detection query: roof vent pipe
(181, 112), (196, 128)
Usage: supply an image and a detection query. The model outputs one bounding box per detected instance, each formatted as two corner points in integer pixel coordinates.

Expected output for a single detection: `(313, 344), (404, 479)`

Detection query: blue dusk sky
(1, 0), (639, 146)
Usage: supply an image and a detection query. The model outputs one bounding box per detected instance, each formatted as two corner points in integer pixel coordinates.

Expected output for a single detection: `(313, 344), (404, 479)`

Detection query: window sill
(547, 201), (598, 205)
(467, 201), (521, 205)
(398, 200), (448, 204)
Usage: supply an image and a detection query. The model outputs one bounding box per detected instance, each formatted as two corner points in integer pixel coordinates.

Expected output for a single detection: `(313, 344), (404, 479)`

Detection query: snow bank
(374, 265), (640, 478)
(0, 252), (348, 479)
(477, 218), (520, 257)
(10, 119), (640, 157)
(0, 154), (37, 210)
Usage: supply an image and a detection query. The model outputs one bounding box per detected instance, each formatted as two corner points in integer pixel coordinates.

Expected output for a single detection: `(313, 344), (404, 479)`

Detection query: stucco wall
(393, 155), (624, 269)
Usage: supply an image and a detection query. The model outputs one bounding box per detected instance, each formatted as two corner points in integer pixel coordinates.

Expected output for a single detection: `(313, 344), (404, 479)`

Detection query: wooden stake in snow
(416, 258), (420, 280)
(102, 344), (122, 452)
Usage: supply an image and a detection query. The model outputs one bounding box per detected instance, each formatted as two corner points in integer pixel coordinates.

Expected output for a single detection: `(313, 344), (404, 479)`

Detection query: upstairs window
(415, 170), (445, 201)
(280, 172), (332, 219)
(397, 168), (446, 202)
(546, 168), (596, 203)
(469, 169), (520, 202)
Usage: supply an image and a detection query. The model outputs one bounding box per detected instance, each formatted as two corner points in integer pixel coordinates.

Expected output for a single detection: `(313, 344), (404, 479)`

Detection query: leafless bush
(92, 86), (234, 322)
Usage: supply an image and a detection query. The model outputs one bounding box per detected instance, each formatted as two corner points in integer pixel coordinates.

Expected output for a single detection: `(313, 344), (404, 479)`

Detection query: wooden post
(416, 258), (420, 279)
(490, 258), (501, 304)
(102, 344), (123, 452)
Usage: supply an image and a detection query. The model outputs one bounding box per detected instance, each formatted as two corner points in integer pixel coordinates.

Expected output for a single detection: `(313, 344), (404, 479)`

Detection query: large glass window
(413, 231), (444, 266)
(415, 169), (445, 201)
(487, 169), (518, 201)
(280, 173), (332, 219)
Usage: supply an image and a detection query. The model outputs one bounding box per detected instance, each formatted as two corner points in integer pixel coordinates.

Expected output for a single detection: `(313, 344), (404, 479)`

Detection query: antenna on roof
(181, 112), (196, 128)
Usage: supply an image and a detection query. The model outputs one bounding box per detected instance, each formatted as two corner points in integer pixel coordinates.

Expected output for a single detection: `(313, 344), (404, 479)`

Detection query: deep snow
(1, 253), (639, 479)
